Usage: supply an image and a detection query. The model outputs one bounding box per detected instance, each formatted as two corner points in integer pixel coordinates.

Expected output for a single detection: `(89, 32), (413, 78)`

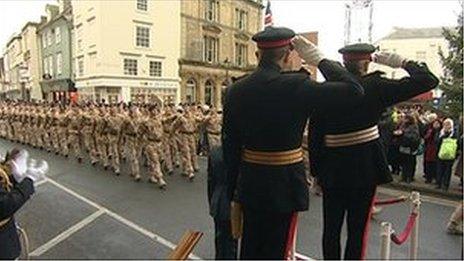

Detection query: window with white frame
(124, 58), (138, 75)
(136, 26), (150, 47)
(55, 27), (61, 44)
(235, 43), (247, 67)
(205, 0), (219, 22)
(49, 55), (54, 76)
(42, 34), (47, 48)
(137, 0), (148, 11)
(43, 58), (49, 75)
(56, 53), (62, 75)
(149, 61), (162, 77)
(47, 30), (53, 46)
(186, 79), (196, 103)
(203, 36), (219, 63)
(77, 57), (84, 77)
(235, 9), (248, 30)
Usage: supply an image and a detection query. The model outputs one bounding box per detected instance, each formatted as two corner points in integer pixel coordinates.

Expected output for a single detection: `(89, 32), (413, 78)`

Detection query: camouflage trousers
(126, 135), (141, 178)
(82, 130), (99, 164)
(96, 134), (109, 167)
(172, 133), (182, 166)
(107, 135), (121, 173)
(145, 141), (165, 184)
(68, 132), (82, 159)
(58, 128), (69, 156)
(50, 127), (60, 152)
(180, 134), (198, 175)
(162, 135), (174, 173)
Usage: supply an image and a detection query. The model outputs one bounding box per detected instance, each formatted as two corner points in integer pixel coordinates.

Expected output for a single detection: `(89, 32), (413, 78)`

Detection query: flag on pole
(264, 0), (274, 27)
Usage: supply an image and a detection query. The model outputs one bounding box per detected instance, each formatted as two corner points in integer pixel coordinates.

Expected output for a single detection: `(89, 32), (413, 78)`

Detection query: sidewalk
(383, 173), (463, 200)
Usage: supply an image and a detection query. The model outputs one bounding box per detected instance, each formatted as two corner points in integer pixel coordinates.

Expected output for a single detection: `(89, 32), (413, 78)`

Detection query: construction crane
(344, 0), (374, 45)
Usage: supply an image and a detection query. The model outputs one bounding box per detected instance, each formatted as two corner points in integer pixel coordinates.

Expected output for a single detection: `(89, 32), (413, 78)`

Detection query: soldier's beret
(252, 26), (295, 49)
(338, 43), (377, 62)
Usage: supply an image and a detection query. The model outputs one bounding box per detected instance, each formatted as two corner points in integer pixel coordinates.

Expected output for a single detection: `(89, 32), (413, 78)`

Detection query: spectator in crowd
(454, 116), (463, 187)
(207, 143), (237, 259)
(396, 114), (421, 183)
(423, 118), (442, 183)
(436, 118), (460, 191)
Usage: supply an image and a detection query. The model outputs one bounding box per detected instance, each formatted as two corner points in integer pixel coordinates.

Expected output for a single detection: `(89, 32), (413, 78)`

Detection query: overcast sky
(0, 0), (461, 59)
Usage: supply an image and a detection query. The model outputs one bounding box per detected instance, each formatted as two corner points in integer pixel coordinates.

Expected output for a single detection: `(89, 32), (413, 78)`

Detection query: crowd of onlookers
(379, 105), (463, 191)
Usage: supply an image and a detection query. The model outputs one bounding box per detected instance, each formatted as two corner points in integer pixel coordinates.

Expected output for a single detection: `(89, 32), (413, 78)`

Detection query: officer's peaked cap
(338, 43), (376, 62)
(252, 26), (295, 49)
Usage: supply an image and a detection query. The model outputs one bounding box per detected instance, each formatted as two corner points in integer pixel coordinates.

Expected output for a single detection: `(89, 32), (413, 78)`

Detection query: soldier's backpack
(438, 137), (458, 160)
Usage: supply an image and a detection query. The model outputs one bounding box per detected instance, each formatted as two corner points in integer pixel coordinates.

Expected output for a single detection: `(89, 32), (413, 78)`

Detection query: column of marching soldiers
(0, 100), (223, 189)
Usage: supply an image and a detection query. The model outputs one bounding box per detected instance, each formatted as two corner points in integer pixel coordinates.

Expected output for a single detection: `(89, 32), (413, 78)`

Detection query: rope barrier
(378, 191), (421, 260)
(374, 196), (408, 206)
(390, 212), (418, 245)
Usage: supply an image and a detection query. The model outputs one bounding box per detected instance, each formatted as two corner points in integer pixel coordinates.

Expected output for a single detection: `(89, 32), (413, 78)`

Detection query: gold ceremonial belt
(242, 148), (304, 166)
(324, 125), (380, 148)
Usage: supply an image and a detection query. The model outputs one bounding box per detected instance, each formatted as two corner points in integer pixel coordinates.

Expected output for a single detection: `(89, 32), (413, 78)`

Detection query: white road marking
(295, 252), (315, 260)
(45, 177), (202, 260)
(35, 178), (48, 187)
(29, 209), (105, 257)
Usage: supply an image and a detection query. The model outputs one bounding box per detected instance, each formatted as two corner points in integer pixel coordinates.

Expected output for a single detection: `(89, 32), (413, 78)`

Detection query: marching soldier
(172, 106), (197, 180)
(141, 106), (167, 188)
(222, 27), (364, 259)
(95, 106), (110, 169)
(204, 108), (222, 149)
(161, 104), (178, 176)
(57, 106), (69, 157)
(309, 44), (439, 260)
(122, 106), (142, 181)
(106, 106), (123, 175)
(68, 106), (83, 163)
(81, 105), (99, 165)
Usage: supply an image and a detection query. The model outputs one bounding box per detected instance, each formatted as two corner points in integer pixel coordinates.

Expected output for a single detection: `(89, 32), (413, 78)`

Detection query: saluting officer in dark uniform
(309, 44), (439, 260)
(222, 27), (365, 260)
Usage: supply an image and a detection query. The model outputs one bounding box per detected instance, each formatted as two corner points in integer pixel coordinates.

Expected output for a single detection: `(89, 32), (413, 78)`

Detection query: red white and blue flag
(264, 0), (274, 27)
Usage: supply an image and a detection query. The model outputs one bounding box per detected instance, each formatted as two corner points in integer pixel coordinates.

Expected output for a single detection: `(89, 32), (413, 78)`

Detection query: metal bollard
(409, 191), (421, 260)
(380, 222), (392, 260)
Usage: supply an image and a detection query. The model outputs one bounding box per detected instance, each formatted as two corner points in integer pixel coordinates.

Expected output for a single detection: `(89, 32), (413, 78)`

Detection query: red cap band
(257, 38), (292, 49)
(342, 53), (372, 62)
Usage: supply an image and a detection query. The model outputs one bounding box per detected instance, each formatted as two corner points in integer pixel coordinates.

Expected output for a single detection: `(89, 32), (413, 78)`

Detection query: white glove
(292, 35), (325, 66)
(374, 52), (407, 68)
(25, 160), (48, 183)
(11, 150), (29, 183)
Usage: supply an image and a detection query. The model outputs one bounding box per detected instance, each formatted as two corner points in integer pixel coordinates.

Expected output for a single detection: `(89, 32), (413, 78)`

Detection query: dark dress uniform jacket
(0, 177), (35, 259)
(223, 60), (364, 213)
(310, 61), (439, 189)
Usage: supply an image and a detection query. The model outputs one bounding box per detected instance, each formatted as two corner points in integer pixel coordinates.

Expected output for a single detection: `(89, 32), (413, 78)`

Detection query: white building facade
(72, 0), (181, 104)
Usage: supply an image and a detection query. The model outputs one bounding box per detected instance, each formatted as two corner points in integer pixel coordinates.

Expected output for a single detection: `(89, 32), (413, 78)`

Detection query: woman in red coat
(424, 119), (442, 183)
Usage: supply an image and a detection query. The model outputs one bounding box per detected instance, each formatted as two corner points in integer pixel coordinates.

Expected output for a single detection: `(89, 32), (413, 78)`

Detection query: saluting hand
(374, 52), (407, 68)
(292, 35), (325, 67)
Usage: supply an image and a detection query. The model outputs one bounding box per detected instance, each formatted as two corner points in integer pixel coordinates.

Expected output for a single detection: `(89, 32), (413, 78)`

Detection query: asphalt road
(1, 139), (462, 260)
